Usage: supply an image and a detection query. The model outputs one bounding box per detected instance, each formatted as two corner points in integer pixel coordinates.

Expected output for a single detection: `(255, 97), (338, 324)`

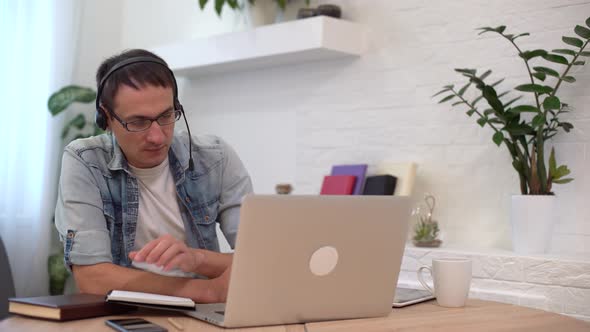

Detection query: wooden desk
(0, 309), (305, 332)
(306, 299), (590, 332)
(1, 300), (588, 331)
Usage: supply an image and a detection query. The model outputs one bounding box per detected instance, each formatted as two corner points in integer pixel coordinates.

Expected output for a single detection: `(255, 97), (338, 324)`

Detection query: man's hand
(129, 234), (205, 273)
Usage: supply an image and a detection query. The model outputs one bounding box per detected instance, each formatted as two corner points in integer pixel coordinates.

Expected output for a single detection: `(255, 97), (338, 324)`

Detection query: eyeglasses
(107, 109), (182, 132)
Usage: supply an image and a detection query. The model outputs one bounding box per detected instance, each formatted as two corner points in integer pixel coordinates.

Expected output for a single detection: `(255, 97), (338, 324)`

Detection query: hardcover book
(320, 175), (357, 195)
(8, 293), (135, 321)
(362, 175), (397, 195)
(374, 162), (417, 196)
(330, 164), (368, 195)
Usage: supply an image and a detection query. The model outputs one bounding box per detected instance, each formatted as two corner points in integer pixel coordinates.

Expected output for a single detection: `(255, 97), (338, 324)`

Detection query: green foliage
(413, 217), (440, 242)
(48, 253), (69, 295)
(47, 85), (103, 142)
(198, 0), (310, 16)
(435, 17), (589, 195)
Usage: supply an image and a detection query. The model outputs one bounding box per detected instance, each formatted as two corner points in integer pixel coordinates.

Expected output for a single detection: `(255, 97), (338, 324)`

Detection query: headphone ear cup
(95, 108), (107, 130)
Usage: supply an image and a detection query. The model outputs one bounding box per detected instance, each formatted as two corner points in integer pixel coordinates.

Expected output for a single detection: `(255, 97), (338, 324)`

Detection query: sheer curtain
(0, 0), (80, 296)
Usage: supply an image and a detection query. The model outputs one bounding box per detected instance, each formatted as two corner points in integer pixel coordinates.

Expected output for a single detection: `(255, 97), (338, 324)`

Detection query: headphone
(95, 56), (194, 170)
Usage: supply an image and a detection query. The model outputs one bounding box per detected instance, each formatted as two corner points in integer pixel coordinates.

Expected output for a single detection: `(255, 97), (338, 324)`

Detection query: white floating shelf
(151, 16), (364, 76)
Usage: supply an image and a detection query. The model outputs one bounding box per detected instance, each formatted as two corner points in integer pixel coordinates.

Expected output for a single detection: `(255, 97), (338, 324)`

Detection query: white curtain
(0, 0), (80, 297)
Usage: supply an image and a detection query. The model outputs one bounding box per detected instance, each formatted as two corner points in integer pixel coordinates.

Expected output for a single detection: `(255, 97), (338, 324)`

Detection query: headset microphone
(180, 106), (195, 171)
(95, 56), (194, 171)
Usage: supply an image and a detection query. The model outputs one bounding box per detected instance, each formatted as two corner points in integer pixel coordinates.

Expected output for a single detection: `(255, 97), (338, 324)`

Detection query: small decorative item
(316, 4), (341, 18)
(296, 7), (317, 19)
(275, 183), (293, 195)
(297, 4), (341, 20)
(412, 194), (442, 248)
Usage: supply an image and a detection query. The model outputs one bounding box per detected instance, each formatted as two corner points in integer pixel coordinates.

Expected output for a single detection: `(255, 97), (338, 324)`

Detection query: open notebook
(106, 290), (195, 311)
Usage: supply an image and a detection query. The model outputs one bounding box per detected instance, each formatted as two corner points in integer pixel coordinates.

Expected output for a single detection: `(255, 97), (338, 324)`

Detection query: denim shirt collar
(107, 134), (128, 172)
(106, 133), (190, 182)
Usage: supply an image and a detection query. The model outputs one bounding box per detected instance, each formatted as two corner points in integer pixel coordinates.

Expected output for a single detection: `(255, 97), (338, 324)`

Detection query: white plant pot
(510, 195), (556, 254)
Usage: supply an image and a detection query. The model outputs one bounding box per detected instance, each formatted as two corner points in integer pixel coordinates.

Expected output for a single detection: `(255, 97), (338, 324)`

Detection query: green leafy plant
(48, 85), (101, 140)
(198, 0), (310, 17)
(413, 219), (440, 243)
(435, 17), (590, 195)
(47, 85), (100, 294)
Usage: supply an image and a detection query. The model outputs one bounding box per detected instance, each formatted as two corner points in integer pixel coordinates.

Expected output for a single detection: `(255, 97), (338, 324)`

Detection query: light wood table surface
(306, 299), (590, 332)
(1, 299), (588, 331)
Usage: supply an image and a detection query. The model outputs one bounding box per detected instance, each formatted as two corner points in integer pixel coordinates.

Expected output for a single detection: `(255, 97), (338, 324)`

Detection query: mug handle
(417, 266), (434, 295)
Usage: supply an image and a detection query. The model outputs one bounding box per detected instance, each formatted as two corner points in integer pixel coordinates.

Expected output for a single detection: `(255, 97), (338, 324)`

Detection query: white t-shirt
(129, 159), (194, 277)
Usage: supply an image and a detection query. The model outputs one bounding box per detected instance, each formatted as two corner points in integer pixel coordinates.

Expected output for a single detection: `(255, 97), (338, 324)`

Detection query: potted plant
(47, 85), (99, 294)
(412, 194), (442, 248)
(435, 17), (589, 253)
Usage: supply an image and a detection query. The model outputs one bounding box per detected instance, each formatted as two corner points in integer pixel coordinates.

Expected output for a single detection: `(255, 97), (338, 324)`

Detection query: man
(55, 49), (253, 303)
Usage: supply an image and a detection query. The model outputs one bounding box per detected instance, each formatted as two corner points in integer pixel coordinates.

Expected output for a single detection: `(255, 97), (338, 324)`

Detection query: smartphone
(105, 318), (167, 332)
(392, 287), (435, 308)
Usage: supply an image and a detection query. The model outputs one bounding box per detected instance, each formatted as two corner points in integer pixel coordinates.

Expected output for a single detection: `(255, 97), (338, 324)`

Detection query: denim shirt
(55, 131), (253, 270)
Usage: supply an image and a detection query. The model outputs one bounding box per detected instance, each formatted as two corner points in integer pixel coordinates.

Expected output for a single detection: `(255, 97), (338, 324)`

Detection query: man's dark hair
(96, 49), (175, 112)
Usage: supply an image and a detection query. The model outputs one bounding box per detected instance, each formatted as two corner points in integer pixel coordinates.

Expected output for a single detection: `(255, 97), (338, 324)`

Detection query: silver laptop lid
(223, 195), (411, 328)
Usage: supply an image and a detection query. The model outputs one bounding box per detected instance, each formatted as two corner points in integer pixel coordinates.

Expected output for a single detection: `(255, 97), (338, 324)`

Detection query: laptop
(185, 194), (411, 328)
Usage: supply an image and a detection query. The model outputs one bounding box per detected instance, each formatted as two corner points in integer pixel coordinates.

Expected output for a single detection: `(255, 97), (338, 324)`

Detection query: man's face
(107, 84), (175, 168)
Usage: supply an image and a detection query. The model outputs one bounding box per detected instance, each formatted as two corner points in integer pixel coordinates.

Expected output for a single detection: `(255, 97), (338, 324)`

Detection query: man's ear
(100, 105), (111, 129)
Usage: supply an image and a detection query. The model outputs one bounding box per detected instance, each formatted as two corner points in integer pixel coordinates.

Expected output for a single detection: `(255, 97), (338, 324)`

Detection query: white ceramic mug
(417, 257), (472, 307)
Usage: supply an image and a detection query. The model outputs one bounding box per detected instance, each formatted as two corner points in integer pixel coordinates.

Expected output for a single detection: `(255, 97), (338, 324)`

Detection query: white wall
(76, 0), (590, 257)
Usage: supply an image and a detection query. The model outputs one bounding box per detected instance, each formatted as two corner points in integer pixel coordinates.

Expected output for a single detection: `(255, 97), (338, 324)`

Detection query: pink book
(320, 175), (357, 195)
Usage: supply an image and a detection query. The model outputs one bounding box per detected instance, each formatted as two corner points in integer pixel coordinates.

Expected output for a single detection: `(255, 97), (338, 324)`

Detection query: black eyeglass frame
(105, 108), (182, 132)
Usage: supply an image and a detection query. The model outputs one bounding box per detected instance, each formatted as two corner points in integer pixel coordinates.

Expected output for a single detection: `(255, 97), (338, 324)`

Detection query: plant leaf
(48, 85), (96, 116)
(505, 122), (534, 135)
(533, 66), (559, 77)
(574, 25), (590, 39)
(491, 78), (505, 87)
(559, 122), (574, 132)
(482, 86), (505, 114)
(553, 178), (574, 184)
(562, 76), (576, 83)
(514, 84), (553, 94)
(519, 49), (548, 61)
(562, 36), (584, 48)
(552, 49), (577, 56)
(580, 51), (590, 57)
(504, 96), (523, 108)
(472, 95), (484, 105)
(438, 95), (455, 103)
(214, 0), (224, 16)
(587, 17), (590, 28)
(532, 72), (546, 81)
(452, 101), (465, 106)
(510, 105), (539, 113)
(199, 0), (208, 9)
(513, 32), (530, 40)
(60, 114), (86, 139)
(573, 61), (585, 65)
(458, 83), (470, 96)
(466, 109), (476, 117)
(492, 132), (504, 146)
(479, 70), (492, 81)
(432, 88), (452, 97)
(543, 96), (561, 110)
(543, 54), (569, 65)
(455, 68), (476, 75)
(532, 114), (546, 128)
(477, 117), (487, 127)
(549, 148), (557, 174)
